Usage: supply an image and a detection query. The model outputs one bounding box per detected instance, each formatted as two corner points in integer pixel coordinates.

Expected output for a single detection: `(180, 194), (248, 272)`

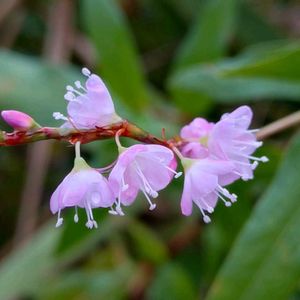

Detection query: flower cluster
(0, 68), (267, 228)
(179, 106), (268, 222)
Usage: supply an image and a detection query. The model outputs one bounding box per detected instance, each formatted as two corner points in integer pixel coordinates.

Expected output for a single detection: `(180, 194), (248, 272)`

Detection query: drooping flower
(180, 157), (237, 223)
(53, 68), (122, 129)
(208, 106), (268, 181)
(1, 110), (40, 131)
(50, 142), (115, 229)
(180, 106), (268, 182)
(108, 133), (181, 215)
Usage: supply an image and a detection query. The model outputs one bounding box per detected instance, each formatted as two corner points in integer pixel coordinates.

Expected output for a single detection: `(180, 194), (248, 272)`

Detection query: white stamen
(56, 209), (63, 227)
(116, 205), (125, 216)
(234, 140), (263, 147)
(252, 161), (259, 170)
(84, 201), (97, 229)
(231, 194), (238, 203)
(234, 160), (257, 169)
(75, 80), (81, 89)
(121, 177), (129, 191)
(53, 112), (68, 121)
(135, 162), (158, 198)
(141, 188), (157, 211)
(203, 200), (214, 213)
(66, 84), (87, 98)
(74, 206), (79, 223)
(82, 67), (91, 77)
(203, 215), (211, 223)
(75, 80), (87, 92)
(206, 206), (214, 213)
(199, 207), (211, 223)
(85, 220), (94, 229)
(232, 152), (269, 163)
(64, 91), (76, 101)
(165, 165), (182, 178)
(116, 192), (125, 216)
(214, 190), (232, 207)
(217, 185), (237, 203)
(233, 171), (252, 181)
(109, 206), (118, 215)
(56, 218), (63, 227)
(66, 85), (74, 92)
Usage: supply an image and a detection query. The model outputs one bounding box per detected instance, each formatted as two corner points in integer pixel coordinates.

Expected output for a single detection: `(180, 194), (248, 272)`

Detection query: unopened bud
(1, 110), (40, 131)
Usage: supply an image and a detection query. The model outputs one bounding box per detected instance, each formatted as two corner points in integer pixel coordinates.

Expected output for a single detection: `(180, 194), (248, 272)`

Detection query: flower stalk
(0, 120), (170, 148)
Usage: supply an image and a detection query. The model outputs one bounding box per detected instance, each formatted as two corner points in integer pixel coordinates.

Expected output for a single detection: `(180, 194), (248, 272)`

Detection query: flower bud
(1, 110), (40, 131)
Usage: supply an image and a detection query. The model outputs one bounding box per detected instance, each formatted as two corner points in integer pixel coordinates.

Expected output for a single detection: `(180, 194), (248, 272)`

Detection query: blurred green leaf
(169, 41), (300, 103)
(173, 0), (237, 70)
(201, 143), (283, 283)
(0, 224), (61, 299)
(39, 264), (134, 300)
(56, 211), (128, 267)
(206, 133), (300, 300)
(147, 263), (197, 300)
(236, 2), (282, 46)
(171, 0), (237, 115)
(0, 50), (79, 126)
(127, 220), (168, 264)
(81, 0), (149, 110)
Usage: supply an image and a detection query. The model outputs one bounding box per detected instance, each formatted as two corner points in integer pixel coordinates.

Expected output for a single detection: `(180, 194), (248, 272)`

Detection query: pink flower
(180, 118), (213, 159)
(1, 110), (39, 131)
(180, 158), (237, 223)
(54, 68), (122, 129)
(50, 143), (115, 229)
(108, 144), (181, 215)
(208, 106), (268, 181)
(180, 106), (268, 182)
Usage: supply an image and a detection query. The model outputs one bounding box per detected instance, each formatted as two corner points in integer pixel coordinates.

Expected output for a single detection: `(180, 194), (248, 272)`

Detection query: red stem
(0, 120), (171, 148)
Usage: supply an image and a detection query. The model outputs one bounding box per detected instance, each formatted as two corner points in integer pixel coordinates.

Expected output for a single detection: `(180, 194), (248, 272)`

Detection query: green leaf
(173, 0), (238, 70)
(39, 264), (134, 300)
(0, 224), (61, 299)
(169, 41), (300, 103)
(206, 133), (300, 300)
(147, 263), (197, 300)
(171, 0), (237, 115)
(0, 50), (79, 126)
(127, 220), (168, 264)
(236, 2), (282, 46)
(81, 0), (149, 110)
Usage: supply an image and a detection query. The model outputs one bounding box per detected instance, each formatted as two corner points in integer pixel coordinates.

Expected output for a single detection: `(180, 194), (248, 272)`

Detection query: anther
(175, 172), (183, 178)
(74, 214), (79, 223)
(85, 220), (94, 229)
(64, 91), (75, 101)
(165, 166), (183, 178)
(66, 85), (74, 92)
(56, 217), (63, 228)
(53, 112), (68, 121)
(203, 215), (211, 223)
(109, 207), (118, 215)
(82, 67), (91, 77)
(149, 203), (156, 210)
(116, 205), (125, 216)
(225, 201), (232, 207)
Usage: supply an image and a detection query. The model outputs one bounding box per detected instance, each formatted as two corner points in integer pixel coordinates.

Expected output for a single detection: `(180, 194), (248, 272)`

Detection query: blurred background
(0, 0), (300, 299)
